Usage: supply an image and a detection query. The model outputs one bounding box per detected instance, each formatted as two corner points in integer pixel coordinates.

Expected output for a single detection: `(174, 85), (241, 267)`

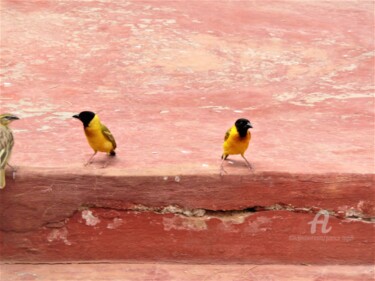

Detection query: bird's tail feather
(110, 150), (116, 156)
(0, 169), (5, 189)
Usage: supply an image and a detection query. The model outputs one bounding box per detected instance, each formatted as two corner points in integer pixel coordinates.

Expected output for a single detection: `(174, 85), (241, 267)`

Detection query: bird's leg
(102, 156), (111, 168)
(85, 151), (97, 166)
(7, 163), (17, 180)
(241, 154), (253, 171)
(220, 158), (228, 176)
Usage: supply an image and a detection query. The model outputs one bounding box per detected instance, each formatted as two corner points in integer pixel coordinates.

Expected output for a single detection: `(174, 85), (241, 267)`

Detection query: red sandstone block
(0, 169), (373, 263)
(1, 208), (374, 264)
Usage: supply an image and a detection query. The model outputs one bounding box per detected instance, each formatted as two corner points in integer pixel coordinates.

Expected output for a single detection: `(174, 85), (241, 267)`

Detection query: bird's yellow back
(223, 125), (251, 156)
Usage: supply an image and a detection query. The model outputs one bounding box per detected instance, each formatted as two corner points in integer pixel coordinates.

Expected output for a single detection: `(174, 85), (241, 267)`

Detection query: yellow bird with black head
(73, 111), (116, 166)
(221, 118), (253, 174)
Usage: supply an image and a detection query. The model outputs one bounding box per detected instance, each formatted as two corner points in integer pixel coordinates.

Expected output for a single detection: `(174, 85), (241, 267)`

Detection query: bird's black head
(73, 111), (95, 127)
(235, 118), (253, 137)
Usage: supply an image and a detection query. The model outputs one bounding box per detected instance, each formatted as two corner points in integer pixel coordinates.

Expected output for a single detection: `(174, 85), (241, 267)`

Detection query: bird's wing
(224, 128), (231, 141)
(101, 124), (117, 150)
(0, 126), (13, 169)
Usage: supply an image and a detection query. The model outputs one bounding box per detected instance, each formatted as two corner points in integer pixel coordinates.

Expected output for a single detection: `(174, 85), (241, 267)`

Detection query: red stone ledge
(0, 167), (373, 264)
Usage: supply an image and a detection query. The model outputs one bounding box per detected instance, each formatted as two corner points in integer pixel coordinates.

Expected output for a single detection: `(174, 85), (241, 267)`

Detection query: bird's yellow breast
(84, 116), (114, 153)
(223, 126), (251, 156)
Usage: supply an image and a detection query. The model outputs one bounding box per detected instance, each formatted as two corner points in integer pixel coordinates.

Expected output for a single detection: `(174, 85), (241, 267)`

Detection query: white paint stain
(217, 213), (252, 233)
(138, 24), (148, 28)
(164, 19), (176, 25)
(274, 92), (298, 102)
(11, 129), (29, 133)
(37, 125), (52, 132)
(5, 98), (59, 118)
(81, 210), (100, 226)
(357, 201), (365, 209)
(276, 91), (372, 106)
(140, 19), (152, 23)
(303, 92), (372, 104)
(50, 112), (77, 120)
(341, 64), (357, 71)
(200, 105), (231, 110)
(246, 216), (272, 234)
(47, 227), (71, 245)
(107, 218), (123, 229)
(221, 214), (249, 225)
(163, 216), (207, 231)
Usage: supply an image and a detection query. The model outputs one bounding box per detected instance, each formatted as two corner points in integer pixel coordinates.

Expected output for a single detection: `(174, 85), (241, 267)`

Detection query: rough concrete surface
(0, 0), (374, 267)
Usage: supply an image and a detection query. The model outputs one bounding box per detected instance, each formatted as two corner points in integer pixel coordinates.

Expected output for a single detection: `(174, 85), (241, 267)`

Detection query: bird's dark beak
(73, 114), (79, 119)
(8, 116), (19, 120)
(247, 122), (253, 129)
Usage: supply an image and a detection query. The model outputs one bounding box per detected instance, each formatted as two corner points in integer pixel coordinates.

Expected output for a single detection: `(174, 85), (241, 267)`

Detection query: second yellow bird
(73, 111), (117, 166)
(221, 118), (253, 173)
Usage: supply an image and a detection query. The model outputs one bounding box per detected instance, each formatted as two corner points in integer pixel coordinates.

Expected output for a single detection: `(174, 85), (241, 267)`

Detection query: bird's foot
(247, 163), (255, 173)
(85, 152), (97, 167)
(220, 166), (228, 176)
(84, 161), (93, 167)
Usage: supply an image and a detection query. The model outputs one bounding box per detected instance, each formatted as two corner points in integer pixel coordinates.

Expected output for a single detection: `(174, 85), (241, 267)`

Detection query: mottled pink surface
(0, 0), (373, 174)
